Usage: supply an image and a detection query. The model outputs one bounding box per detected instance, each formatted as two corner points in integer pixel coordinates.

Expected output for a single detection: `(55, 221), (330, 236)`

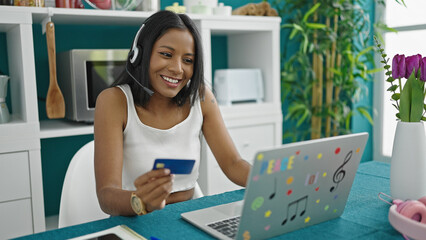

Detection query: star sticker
(304, 216), (311, 223)
(324, 205), (329, 211)
(316, 199), (320, 204)
(265, 210), (272, 218)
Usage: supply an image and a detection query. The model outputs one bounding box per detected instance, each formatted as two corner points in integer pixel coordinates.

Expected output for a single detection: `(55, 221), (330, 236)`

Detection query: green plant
(271, 0), (378, 141)
(375, 37), (426, 122)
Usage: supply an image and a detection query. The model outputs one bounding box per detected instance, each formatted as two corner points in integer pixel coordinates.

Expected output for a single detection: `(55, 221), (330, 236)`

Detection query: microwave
(57, 49), (129, 122)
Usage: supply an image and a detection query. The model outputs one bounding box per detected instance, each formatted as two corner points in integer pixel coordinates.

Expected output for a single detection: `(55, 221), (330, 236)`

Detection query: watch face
(131, 195), (142, 213)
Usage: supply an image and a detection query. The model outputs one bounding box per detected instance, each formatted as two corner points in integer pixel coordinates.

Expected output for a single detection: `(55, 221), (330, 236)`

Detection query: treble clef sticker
(330, 151), (352, 192)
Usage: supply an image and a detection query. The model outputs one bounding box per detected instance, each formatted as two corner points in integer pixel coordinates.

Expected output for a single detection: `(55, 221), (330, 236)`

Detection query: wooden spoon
(46, 21), (65, 119)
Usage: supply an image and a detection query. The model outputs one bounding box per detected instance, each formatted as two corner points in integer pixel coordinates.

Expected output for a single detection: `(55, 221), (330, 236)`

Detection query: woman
(94, 10), (251, 216)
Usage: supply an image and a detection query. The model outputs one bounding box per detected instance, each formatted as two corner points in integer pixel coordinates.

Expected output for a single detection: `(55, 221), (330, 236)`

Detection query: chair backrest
(58, 140), (108, 228)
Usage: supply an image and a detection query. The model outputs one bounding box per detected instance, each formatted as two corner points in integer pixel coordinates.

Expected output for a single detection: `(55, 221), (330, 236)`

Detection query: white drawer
(0, 199), (33, 239)
(0, 151), (31, 202)
(205, 123), (276, 195)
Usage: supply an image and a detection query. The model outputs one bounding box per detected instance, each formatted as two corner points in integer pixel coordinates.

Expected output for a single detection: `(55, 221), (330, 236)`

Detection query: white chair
(58, 140), (108, 228)
(59, 140), (203, 228)
(193, 181), (204, 199)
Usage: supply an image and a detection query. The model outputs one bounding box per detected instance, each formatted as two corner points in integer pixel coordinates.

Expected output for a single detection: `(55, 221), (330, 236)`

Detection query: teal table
(16, 161), (403, 239)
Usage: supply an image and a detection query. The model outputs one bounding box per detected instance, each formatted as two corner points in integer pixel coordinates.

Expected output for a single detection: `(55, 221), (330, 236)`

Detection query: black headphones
(126, 24), (154, 96)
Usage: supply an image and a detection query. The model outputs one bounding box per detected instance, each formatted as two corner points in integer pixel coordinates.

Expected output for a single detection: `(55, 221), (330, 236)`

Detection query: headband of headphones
(129, 24), (145, 65)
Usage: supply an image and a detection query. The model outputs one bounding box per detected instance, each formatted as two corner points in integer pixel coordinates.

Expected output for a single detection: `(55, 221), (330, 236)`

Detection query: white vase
(390, 121), (426, 200)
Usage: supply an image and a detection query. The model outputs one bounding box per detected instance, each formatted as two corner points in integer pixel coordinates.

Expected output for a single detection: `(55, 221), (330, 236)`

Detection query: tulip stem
(399, 78), (402, 94)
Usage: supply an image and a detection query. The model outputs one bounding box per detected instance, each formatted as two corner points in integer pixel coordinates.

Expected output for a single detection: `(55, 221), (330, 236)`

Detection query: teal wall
(0, 0), (375, 216)
(351, 0), (375, 162)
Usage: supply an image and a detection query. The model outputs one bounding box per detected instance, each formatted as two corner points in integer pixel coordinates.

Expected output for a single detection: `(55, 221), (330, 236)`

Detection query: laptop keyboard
(207, 216), (241, 239)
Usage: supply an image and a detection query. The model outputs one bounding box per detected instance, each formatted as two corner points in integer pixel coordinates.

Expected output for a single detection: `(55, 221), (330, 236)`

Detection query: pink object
(393, 199), (426, 223)
(88, 0), (111, 9)
(418, 196), (426, 206)
(388, 204), (426, 240)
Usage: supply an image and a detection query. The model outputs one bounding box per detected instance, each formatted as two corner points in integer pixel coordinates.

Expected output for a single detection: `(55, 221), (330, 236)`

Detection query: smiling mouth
(161, 75), (180, 84)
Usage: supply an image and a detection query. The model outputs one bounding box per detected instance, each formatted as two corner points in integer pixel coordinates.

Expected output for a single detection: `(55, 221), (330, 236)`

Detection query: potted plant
(270, 0), (376, 141)
(375, 38), (426, 200)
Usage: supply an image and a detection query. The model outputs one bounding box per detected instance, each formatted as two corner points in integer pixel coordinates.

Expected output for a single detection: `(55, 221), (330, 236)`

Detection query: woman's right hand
(133, 169), (174, 213)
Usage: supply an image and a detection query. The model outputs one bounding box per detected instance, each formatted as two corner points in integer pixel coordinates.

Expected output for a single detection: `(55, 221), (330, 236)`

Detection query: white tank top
(118, 84), (203, 192)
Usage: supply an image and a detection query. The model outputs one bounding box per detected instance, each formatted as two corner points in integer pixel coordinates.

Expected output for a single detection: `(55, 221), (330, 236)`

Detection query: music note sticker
(282, 195), (308, 225)
(270, 177), (277, 199)
(330, 151), (353, 192)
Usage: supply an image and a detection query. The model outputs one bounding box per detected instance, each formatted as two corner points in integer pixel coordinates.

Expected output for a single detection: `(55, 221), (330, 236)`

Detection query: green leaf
(410, 75), (424, 122)
(391, 93), (400, 101)
(384, 65), (390, 70)
(392, 103), (399, 110)
(367, 68), (385, 74)
(281, 23), (294, 29)
(305, 23), (327, 29)
(395, 0), (407, 7)
(302, 33), (309, 54)
(345, 112), (353, 130)
(399, 71), (414, 122)
(292, 23), (304, 32)
(289, 28), (299, 40)
(386, 77), (395, 83)
(296, 109), (309, 127)
(302, 3), (321, 22)
(422, 116), (426, 121)
(387, 85), (398, 92)
(289, 24), (304, 40)
(329, 68), (342, 76)
(357, 107), (374, 125)
(355, 46), (374, 62)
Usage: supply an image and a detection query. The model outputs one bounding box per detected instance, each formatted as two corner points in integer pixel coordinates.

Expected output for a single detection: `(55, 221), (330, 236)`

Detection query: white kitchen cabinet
(0, 6), (281, 237)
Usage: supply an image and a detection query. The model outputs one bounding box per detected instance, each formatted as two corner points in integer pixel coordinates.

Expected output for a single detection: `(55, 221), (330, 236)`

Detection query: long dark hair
(111, 10), (205, 107)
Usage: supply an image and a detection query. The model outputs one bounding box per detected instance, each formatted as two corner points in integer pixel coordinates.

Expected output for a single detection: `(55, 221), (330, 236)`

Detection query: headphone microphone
(126, 24), (154, 96)
(125, 62), (154, 96)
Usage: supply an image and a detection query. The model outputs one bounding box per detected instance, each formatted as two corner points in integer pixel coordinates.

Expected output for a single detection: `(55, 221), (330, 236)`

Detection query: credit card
(152, 159), (195, 174)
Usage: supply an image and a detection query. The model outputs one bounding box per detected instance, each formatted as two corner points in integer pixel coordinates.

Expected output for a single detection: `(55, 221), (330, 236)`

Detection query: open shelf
(39, 120), (93, 139)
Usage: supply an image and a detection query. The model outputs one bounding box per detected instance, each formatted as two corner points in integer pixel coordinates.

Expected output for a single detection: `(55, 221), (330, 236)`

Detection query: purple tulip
(405, 54), (422, 78)
(420, 57), (426, 81)
(392, 54), (406, 79)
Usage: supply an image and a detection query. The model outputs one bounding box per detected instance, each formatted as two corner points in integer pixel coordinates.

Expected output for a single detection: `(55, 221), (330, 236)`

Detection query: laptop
(182, 132), (368, 240)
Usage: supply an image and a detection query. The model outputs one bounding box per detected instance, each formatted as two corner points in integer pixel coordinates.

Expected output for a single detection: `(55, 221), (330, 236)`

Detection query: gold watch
(130, 192), (147, 215)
